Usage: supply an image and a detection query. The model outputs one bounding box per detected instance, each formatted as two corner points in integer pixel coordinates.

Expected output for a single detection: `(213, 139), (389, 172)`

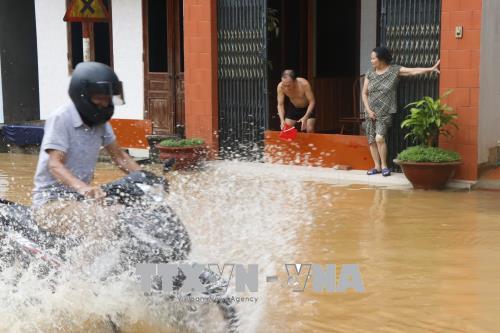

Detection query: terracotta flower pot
(394, 159), (462, 190)
(156, 144), (207, 170)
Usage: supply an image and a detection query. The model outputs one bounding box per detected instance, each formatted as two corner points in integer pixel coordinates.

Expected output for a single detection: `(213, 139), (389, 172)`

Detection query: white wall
(34, 0), (144, 120)
(35, 0), (71, 120)
(360, 0), (378, 75)
(0, 58), (3, 123)
(111, 0), (144, 119)
(478, 0), (500, 163)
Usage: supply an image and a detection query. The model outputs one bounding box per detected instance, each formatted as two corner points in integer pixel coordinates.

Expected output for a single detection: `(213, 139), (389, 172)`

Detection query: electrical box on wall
(455, 26), (463, 39)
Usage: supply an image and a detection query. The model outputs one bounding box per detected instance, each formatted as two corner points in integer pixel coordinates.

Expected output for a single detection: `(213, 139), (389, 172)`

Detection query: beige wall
(35, 0), (71, 120)
(35, 0), (144, 120)
(110, 0), (144, 120)
(478, 0), (500, 163)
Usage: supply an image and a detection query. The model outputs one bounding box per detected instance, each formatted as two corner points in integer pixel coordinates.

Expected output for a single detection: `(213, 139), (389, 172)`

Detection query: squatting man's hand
(297, 116), (308, 131)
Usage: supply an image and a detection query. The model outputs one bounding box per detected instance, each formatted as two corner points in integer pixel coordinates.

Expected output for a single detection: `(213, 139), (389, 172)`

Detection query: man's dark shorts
(285, 104), (316, 121)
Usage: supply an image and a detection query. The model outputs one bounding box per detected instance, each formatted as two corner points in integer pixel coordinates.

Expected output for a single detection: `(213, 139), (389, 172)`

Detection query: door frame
(142, 0), (184, 134)
(173, 0), (185, 131)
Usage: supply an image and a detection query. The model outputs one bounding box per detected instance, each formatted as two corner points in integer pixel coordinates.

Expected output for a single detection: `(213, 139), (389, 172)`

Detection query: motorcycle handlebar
(76, 171), (168, 204)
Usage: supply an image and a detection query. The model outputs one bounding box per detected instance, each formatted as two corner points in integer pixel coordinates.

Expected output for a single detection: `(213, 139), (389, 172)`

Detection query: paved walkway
(209, 161), (475, 190)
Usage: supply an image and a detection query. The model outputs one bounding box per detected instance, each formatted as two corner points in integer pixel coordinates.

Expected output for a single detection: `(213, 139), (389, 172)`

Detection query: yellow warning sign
(63, 0), (110, 22)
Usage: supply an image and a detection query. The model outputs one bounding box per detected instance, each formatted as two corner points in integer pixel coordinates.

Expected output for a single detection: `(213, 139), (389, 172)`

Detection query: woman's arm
(399, 59), (440, 77)
(362, 77), (376, 119)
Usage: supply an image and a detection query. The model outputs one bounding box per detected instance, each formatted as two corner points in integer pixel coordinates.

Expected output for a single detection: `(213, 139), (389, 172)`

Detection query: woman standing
(362, 46), (440, 176)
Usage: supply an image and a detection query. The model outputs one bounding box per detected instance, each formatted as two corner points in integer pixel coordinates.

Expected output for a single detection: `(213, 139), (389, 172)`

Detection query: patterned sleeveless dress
(365, 64), (401, 144)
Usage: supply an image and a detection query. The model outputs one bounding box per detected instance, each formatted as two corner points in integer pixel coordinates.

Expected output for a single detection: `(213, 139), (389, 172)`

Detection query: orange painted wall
(265, 131), (373, 170)
(440, 0), (482, 180)
(183, 0), (218, 154)
(109, 119), (152, 149)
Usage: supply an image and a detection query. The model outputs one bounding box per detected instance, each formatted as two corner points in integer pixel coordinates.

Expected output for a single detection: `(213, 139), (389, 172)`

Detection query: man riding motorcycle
(31, 62), (141, 238)
(0, 62), (239, 332)
(1, 171), (238, 332)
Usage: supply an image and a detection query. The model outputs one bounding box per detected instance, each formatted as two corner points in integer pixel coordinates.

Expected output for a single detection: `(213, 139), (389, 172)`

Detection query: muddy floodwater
(1, 153), (500, 332)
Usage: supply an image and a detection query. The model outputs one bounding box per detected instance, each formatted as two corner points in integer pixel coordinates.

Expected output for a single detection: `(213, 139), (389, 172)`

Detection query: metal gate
(379, 0), (441, 168)
(217, 0), (268, 160)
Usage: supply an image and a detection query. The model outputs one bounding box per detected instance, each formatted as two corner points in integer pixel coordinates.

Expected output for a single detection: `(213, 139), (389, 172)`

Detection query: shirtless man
(277, 69), (316, 133)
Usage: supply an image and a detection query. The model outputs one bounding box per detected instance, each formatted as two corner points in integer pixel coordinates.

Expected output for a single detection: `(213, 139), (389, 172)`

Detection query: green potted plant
(156, 138), (207, 170)
(394, 90), (462, 190)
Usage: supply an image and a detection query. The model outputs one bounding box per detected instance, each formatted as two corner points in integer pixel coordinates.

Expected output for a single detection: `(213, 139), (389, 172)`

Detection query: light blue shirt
(32, 103), (116, 207)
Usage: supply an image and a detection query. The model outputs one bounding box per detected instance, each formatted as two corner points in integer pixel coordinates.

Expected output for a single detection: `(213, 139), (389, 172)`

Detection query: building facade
(0, 0), (498, 181)
(187, 0), (498, 181)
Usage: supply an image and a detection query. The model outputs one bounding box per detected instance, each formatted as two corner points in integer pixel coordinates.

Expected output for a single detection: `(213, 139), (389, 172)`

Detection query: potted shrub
(394, 90), (462, 190)
(156, 138), (207, 170)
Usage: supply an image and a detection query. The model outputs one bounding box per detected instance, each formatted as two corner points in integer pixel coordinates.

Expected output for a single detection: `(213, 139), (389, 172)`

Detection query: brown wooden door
(143, 0), (184, 135)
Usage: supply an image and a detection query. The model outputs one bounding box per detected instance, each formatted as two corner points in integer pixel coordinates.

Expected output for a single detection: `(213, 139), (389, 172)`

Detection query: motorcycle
(0, 170), (238, 332)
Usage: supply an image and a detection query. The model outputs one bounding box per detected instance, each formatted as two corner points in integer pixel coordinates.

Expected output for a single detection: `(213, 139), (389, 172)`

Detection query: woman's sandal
(367, 168), (381, 175)
(382, 168), (391, 177)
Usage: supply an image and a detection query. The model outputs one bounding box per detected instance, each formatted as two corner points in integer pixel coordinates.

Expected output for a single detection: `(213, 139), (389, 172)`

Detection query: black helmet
(68, 62), (125, 127)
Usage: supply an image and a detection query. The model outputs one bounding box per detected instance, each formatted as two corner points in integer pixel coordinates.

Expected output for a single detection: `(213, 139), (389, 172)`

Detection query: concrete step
(475, 167), (500, 190)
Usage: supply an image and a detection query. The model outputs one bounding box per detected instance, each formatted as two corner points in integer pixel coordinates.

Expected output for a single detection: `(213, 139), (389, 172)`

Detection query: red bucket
(279, 124), (298, 141)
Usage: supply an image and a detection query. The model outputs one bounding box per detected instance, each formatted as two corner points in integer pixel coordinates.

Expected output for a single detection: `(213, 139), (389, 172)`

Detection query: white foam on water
(167, 163), (316, 332)
(0, 161), (318, 332)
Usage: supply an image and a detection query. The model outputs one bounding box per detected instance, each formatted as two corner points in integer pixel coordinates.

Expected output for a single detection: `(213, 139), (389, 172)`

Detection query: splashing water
(0, 158), (315, 332)
(167, 162), (316, 331)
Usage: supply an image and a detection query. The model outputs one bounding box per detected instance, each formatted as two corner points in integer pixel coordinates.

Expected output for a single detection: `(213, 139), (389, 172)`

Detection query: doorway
(0, 0), (39, 123)
(267, 0), (361, 134)
(142, 0), (185, 135)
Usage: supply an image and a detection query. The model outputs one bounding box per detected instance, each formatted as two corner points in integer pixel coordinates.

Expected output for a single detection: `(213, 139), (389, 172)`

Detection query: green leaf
(401, 91), (459, 145)
(397, 146), (461, 162)
(159, 138), (205, 147)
